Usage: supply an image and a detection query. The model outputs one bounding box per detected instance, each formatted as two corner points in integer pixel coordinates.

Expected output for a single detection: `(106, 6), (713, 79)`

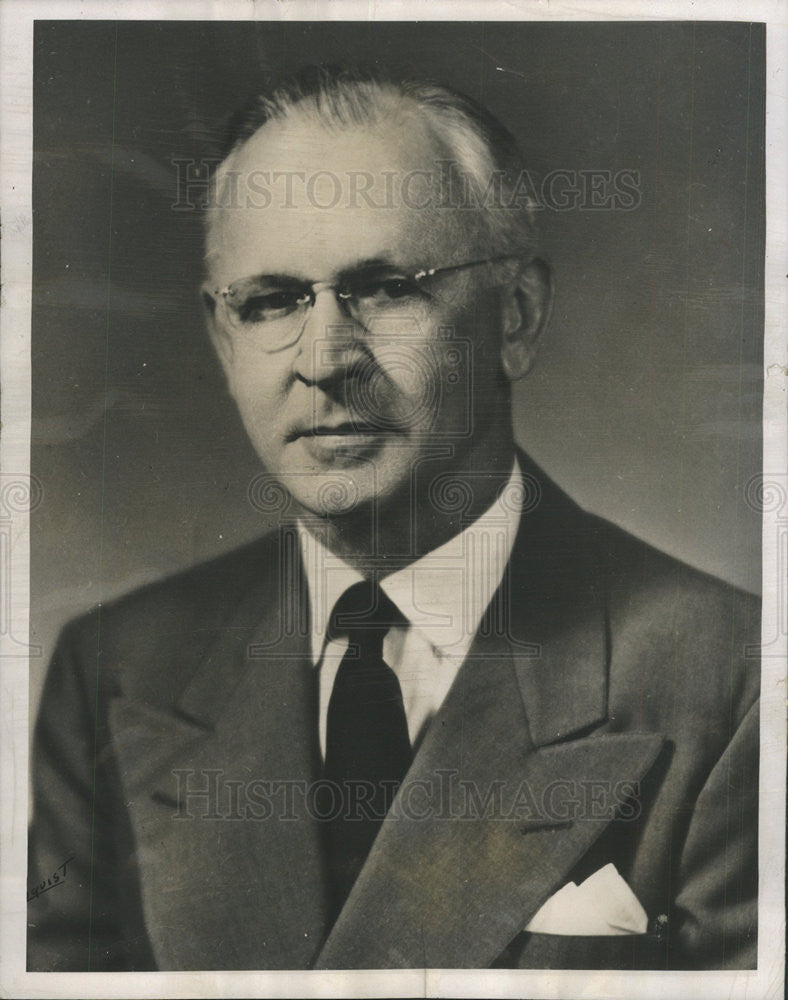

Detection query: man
(28, 66), (759, 972)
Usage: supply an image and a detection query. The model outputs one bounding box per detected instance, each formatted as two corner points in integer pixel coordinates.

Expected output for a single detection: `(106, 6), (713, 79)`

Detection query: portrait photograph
(0, 2), (785, 999)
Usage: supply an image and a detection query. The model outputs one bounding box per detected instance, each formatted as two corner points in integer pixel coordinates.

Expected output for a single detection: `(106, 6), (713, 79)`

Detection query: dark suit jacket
(27, 455), (760, 971)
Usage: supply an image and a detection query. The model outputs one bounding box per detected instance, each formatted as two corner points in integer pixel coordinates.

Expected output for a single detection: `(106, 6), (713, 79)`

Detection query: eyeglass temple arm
(412, 253), (523, 282)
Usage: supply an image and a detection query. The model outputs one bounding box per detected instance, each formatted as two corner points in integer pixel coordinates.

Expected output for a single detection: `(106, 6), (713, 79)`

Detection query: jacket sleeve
(27, 619), (152, 971)
(671, 696), (760, 969)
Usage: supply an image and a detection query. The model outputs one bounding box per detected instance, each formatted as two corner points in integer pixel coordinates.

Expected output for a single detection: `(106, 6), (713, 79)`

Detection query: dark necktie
(322, 579), (412, 916)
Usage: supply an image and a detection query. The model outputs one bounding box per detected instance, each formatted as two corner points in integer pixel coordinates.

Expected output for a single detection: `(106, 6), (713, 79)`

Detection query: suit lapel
(109, 526), (330, 970)
(504, 462), (611, 748)
(317, 477), (666, 969)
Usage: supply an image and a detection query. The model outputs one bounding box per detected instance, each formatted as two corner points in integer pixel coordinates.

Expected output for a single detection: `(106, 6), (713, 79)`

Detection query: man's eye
(352, 277), (422, 304)
(237, 290), (304, 323)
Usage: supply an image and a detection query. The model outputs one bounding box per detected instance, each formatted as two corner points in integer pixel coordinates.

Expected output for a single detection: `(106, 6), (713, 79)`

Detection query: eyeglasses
(211, 254), (520, 352)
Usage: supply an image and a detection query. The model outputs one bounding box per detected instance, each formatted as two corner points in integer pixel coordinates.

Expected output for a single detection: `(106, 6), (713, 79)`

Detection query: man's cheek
(233, 389), (284, 453)
(373, 349), (443, 426)
(232, 365), (280, 411)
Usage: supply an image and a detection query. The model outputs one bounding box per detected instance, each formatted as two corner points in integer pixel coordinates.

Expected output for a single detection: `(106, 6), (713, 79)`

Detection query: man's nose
(291, 285), (365, 385)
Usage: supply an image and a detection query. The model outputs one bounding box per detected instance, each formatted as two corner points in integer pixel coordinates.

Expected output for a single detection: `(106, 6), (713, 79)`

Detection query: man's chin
(280, 467), (373, 519)
(284, 458), (416, 520)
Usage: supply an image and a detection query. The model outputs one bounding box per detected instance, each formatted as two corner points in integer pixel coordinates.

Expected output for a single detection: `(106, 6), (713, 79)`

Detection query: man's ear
(201, 283), (235, 374)
(499, 257), (553, 381)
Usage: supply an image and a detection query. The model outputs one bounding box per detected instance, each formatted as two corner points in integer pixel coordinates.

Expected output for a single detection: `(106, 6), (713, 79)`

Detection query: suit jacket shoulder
(55, 530), (286, 709)
(589, 508), (759, 729)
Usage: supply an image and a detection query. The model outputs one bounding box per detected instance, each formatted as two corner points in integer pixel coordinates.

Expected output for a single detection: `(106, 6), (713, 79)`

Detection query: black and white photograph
(0, 2), (785, 998)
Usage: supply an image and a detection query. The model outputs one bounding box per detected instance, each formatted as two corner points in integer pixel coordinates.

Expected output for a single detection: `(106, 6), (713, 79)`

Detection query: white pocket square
(524, 863), (648, 936)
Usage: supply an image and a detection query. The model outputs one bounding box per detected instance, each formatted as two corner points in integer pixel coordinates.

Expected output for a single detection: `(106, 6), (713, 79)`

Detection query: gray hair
(207, 65), (537, 259)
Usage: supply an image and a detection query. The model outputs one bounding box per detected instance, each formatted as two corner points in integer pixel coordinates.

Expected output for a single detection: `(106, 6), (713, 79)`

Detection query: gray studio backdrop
(30, 21), (765, 716)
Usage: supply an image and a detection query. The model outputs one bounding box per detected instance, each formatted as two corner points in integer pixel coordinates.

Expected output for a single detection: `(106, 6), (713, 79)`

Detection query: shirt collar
(298, 457), (523, 663)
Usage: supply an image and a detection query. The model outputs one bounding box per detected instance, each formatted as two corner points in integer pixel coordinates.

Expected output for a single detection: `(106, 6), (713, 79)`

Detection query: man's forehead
(228, 103), (440, 179)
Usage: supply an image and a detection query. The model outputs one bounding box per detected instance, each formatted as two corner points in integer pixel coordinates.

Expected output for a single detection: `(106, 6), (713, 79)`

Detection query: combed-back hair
(209, 64), (537, 258)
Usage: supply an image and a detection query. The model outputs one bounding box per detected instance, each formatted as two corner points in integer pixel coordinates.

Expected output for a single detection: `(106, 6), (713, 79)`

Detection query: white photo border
(1, 2), (785, 998)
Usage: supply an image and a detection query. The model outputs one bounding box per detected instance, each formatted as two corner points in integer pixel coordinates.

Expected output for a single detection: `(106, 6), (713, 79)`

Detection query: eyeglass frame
(209, 252), (523, 352)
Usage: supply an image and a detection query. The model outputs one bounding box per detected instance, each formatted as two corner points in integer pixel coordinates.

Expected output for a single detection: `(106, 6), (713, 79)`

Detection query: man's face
(205, 111), (515, 519)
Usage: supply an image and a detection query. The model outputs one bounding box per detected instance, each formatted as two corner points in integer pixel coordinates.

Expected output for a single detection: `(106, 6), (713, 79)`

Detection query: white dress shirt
(298, 458), (524, 759)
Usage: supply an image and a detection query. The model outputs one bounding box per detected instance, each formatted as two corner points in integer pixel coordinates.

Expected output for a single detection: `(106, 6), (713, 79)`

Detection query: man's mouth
(287, 421), (385, 441)
(315, 421), (384, 437)
(285, 418), (396, 462)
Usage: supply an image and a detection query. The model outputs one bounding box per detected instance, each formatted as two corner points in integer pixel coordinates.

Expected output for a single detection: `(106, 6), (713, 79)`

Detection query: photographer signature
(27, 856), (75, 902)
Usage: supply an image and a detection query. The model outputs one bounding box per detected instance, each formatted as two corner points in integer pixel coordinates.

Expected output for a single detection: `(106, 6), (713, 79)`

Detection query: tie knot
(327, 579), (402, 643)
